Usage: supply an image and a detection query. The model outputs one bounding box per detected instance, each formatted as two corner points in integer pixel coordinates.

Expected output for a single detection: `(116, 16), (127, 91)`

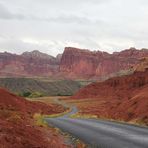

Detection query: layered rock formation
(60, 47), (148, 79)
(0, 47), (148, 79)
(0, 50), (59, 77)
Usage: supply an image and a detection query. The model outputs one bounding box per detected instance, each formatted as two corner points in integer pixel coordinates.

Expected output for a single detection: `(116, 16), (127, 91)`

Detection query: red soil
(72, 70), (148, 125)
(0, 88), (70, 148)
(0, 88), (64, 115)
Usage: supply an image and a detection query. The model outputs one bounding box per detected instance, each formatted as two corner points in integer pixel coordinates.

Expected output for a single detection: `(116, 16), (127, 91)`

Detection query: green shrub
(22, 91), (32, 97)
(29, 92), (44, 98)
(19, 91), (44, 98)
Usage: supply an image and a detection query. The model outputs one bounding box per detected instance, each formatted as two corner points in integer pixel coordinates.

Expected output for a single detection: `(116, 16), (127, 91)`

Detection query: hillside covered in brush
(0, 78), (82, 97)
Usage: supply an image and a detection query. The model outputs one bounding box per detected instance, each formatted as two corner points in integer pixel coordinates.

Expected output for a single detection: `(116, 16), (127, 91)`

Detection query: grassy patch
(70, 112), (148, 127)
(129, 118), (148, 127)
(70, 113), (98, 119)
(33, 113), (48, 127)
(19, 91), (44, 98)
(33, 108), (71, 127)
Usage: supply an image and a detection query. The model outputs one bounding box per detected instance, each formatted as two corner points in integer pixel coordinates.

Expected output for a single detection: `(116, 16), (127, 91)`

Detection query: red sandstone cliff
(0, 50), (59, 77)
(0, 47), (148, 78)
(59, 47), (148, 79)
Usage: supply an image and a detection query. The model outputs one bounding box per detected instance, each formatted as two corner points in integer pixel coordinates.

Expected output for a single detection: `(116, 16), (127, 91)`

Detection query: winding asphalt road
(45, 99), (148, 148)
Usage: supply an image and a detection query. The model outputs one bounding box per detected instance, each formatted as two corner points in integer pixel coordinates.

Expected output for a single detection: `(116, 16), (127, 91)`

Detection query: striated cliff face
(0, 47), (148, 78)
(59, 47), (148, 79)
(0, 50), (59, 77)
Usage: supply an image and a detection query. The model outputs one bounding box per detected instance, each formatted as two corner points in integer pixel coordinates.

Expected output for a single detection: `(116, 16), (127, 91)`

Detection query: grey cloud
(0, 2), (102, 25)
(0, 38), (52, 54)
(0, 3), (25, 20)
(0, 3), (13, 19)
(34, 0), (110, 5)
(0, 0), (148, 56)
(39, 15), (105, 25)
(0, 38), (73, 56)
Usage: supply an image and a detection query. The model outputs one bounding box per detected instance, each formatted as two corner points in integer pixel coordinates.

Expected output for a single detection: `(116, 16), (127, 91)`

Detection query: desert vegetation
(0, 78), (82, 97)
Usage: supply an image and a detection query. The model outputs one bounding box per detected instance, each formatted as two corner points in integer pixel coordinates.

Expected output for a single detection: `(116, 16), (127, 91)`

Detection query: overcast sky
(0, 0), (148, 56)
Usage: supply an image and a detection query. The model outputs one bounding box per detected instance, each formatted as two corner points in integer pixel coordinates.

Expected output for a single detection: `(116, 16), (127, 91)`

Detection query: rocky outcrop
(0, 50), (59, 77)
(59, 47), (148, 79)
(134, 57), (148, 72)
(71, 69), (148, 125)
(56, 54), (63, 63)
(0, 47), (148, 78)
(72, 69), (148, 99)
(22, 50), (54, 60)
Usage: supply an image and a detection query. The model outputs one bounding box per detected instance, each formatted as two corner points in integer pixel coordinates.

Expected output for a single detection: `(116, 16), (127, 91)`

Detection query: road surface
(45, 99), (148, 148)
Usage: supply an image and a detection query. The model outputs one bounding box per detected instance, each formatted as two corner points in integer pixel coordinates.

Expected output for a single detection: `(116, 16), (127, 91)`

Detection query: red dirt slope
(0, 88), (64, 115)
(0, 88), (69, 148)
(72, 69), (148, 125)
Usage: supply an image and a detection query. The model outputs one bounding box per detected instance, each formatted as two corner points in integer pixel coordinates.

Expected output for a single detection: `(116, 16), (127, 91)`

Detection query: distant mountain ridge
(22, 50), (55, 60)
(0, 50), (59, 77)
(0, 47), (148, 79)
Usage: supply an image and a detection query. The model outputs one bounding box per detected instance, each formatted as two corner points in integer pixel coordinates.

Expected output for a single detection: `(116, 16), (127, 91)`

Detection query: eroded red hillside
(0, 88), (64, 115)
(72, 69), (148, 125)
(0, 88), (70, 148)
